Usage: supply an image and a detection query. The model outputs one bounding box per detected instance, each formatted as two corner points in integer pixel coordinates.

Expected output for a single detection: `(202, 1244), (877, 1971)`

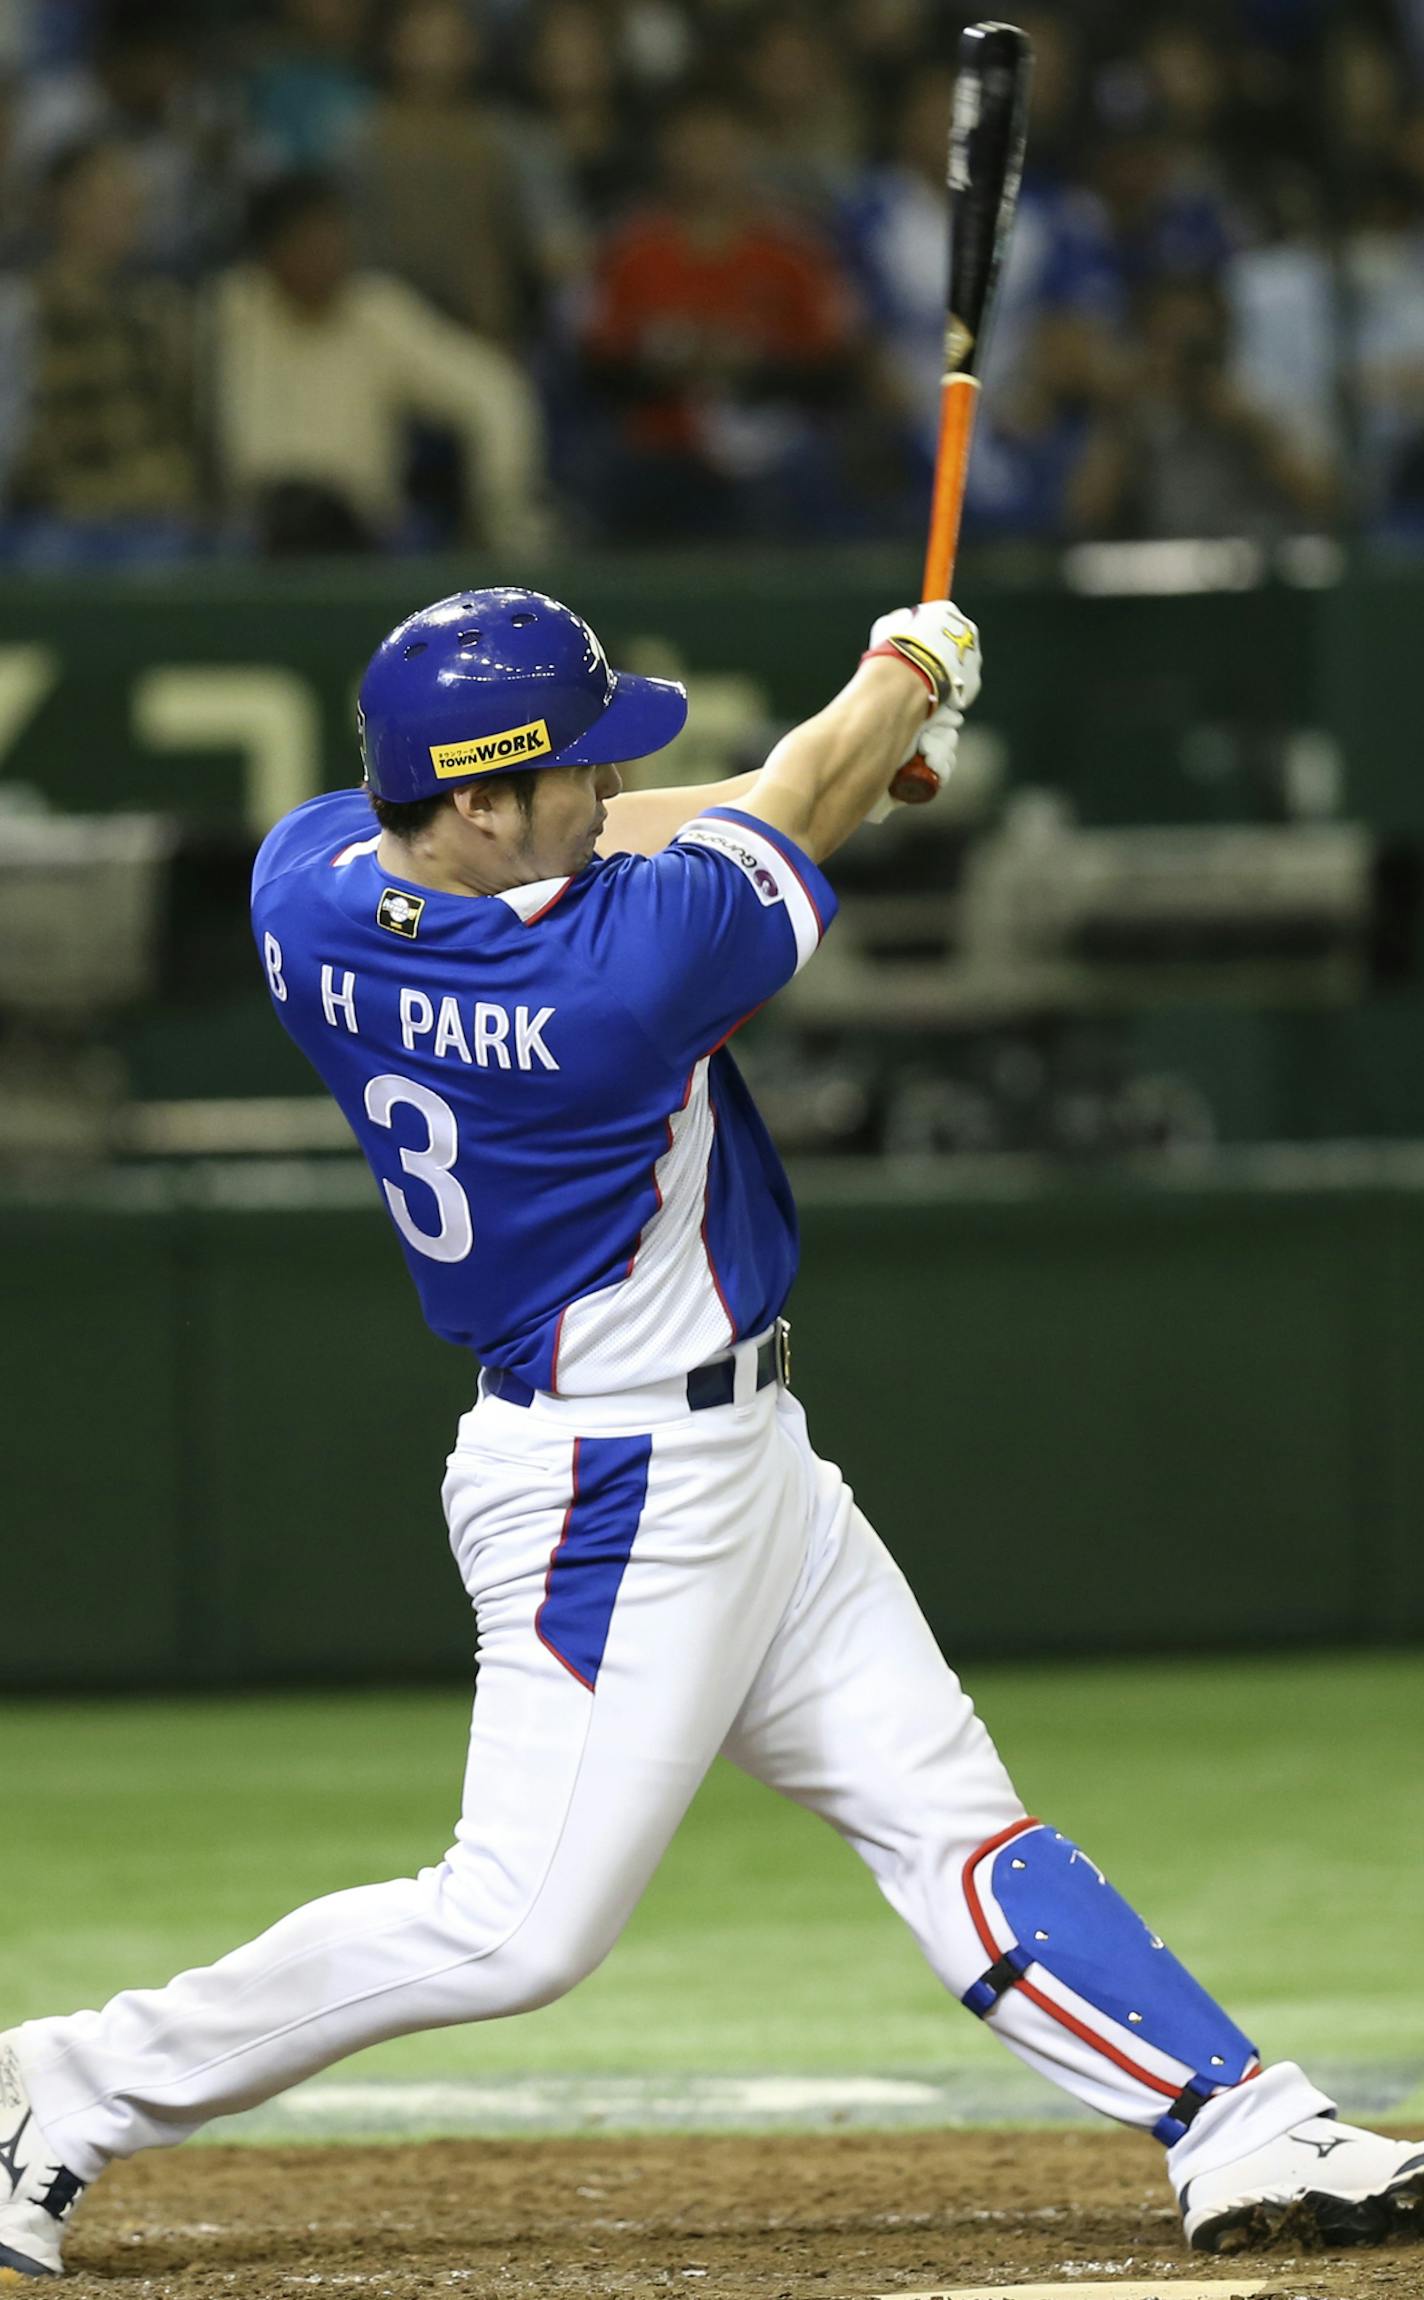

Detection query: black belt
(686, 1323), (787, 1409)
(486, 1319), (791, 1414)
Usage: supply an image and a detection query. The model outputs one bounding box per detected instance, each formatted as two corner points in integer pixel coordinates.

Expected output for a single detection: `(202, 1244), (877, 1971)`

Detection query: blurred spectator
(976, 10), (1124, 421)
(522, 0), (646, 228)
(833, 0), (933, 124)
(0, 72), (31, 264)
(1071, 275), (1336, 539)
(21, 4), (100, 74)
(839, 66), (962, 529)
(210, 170), (547, 554)
(0, 5), (27, 71)
(1332, 19), (1404, 178)
(1228, 164), (1424, 537)
(1399, 0), (1424, 82)
(1090, 101), (1238, 296)
(1348, 170), (1424, 539)
(613, 0), (696, 94)
(10, 0), (236, 271)
(738, 12), (866, 220)
(971, 309), (1126, 540)
(0, 138), (197, 554)
(579, 89), (860, 539)
(845, 46), (1122, 540)
(1140, 18), (1234, 153)
(1226, 228), (1338, 495)
(245, 0), (374, 173)
(0, 0), (1413, 557)
(1139, 16), (1267, 216)
(352, 0), (569, 347)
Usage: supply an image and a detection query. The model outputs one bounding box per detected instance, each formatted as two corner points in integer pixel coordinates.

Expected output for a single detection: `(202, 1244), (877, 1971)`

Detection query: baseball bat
(890, 19), (1033, 804)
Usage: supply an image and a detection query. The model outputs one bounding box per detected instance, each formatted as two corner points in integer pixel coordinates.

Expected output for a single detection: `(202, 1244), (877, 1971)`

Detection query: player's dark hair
(367, 790), (448, 838)
(367, 772), (540, 838)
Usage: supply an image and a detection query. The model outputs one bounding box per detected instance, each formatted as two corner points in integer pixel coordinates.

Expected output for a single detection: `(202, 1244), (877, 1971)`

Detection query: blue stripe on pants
(535, 1433), (652, 1691)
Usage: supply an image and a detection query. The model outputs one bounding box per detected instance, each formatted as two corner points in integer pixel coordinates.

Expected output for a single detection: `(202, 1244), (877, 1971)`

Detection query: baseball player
(2, 590), (1420, 2280)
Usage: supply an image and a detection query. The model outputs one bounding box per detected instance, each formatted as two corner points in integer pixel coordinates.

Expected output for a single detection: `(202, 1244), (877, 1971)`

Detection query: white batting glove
(866, 703), (963, 821)
(866, 600), (982, 712)
(910, 702), (963, 777)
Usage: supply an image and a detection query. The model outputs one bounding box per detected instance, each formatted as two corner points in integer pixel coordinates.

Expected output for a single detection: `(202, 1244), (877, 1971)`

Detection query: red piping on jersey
(962, 1816), (1181, 2103)
(534, 1437), (595, 1691)
(699, 1083), (735, 1342)
(548, 1303), (570, 1396)
(522, 878), (572, 925)
(705, 999), (769, 1058)
(633, 1067), (694, 1271)
(777, 846), (824, 937)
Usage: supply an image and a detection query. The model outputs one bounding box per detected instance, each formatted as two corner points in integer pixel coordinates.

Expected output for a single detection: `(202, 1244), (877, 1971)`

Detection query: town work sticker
(429, 720), (554, 777)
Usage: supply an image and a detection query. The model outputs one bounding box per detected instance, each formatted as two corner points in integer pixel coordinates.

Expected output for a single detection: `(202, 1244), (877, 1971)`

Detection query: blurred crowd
(0, 0), (1420, 561)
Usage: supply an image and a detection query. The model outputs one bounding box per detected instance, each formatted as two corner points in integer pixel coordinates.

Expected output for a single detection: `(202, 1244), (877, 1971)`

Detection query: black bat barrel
(946, 21), (1033, 379)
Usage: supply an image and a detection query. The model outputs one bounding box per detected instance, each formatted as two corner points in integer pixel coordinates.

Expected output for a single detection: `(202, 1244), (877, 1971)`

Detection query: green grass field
(3, 1652), (1422, 2134)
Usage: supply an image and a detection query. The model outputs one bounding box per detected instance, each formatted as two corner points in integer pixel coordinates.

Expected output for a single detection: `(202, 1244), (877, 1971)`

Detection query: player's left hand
(900, 701), (962, 775)
(866, 703), (963, 822)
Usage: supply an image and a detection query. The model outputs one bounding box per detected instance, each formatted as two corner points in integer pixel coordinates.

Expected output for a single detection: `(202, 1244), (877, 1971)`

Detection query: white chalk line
(209, 2061), (1424, 2145)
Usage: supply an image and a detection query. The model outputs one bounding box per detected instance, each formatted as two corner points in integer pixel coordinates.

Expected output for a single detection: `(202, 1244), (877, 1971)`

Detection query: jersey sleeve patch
(675, 810), (829, 973)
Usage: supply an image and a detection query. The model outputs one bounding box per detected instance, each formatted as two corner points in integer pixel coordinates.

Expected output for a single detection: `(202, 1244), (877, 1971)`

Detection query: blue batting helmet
(358, 588), (689, 803)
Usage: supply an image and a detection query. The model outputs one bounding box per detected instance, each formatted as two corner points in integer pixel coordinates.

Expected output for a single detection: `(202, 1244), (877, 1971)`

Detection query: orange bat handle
(922, 372), (980, 601)
(890, 373), (982, 805)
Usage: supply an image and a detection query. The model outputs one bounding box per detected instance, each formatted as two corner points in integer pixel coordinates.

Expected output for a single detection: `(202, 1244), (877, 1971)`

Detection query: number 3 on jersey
(364, 1074), (473, 1264)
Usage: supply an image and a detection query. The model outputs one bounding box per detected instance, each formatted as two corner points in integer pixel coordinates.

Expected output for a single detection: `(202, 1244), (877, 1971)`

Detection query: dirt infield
(47, 2127), (1423, 2299)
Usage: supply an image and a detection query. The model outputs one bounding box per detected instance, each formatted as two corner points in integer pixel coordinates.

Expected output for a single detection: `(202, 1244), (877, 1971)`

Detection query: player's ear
(451, 783), (503, 836)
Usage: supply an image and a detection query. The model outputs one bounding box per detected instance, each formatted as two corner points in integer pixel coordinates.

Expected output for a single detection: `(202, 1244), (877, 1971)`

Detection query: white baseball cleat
(0, 2038), (85, 2280)
(1180, 2112), (1424, 2254)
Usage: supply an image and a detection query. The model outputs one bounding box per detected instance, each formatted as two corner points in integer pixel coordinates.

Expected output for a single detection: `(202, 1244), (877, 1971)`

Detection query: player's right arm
(742, 601), (980, 862)
(599, 601), (980, 863)
(594, 605), (980, 1064)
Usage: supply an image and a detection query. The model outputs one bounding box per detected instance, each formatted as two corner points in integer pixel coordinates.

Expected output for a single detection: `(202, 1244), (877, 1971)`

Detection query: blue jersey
(251, 789), (836, 1393)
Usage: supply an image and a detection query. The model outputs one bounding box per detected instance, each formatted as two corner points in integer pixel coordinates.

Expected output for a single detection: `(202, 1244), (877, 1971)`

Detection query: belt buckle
(774, 1316), (792, 1388)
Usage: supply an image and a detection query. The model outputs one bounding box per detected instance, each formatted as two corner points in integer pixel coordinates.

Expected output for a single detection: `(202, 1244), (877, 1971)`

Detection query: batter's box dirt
(47, 2128), (1424, 2300)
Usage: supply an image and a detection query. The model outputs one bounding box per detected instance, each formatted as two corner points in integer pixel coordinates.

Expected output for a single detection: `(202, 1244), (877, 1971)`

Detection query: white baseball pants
(17, 1364), (1327, 2183)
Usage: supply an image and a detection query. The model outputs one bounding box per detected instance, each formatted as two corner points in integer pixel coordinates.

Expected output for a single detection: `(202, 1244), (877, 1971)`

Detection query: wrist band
(859, 641), (940, 706)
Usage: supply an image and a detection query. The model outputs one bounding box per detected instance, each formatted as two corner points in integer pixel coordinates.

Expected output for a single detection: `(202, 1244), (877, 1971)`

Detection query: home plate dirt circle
(38, 2129), (1424, 2298)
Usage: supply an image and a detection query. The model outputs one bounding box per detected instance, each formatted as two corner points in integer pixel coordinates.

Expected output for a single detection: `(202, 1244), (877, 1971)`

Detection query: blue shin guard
(962, 1820), (1258, 2144)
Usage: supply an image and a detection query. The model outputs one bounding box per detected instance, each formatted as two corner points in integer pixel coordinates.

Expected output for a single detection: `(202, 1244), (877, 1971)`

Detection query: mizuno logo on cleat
(1293, 2134), (1350, 2158)
(0, 2114), (32, 2196)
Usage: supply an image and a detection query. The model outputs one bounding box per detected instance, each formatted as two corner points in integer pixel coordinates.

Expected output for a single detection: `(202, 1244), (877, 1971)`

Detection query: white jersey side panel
(552, 1056), (733, 1393)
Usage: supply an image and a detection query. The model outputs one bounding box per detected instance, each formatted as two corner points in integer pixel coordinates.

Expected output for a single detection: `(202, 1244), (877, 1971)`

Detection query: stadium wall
(3, 1158), (1423, 1689)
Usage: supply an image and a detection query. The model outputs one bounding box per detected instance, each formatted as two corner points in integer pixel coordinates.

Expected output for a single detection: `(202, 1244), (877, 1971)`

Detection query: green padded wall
(3, 1165), (1422, 1689)
(191, 1201), (475, 1680)
(2, 1202), (187, 1683)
